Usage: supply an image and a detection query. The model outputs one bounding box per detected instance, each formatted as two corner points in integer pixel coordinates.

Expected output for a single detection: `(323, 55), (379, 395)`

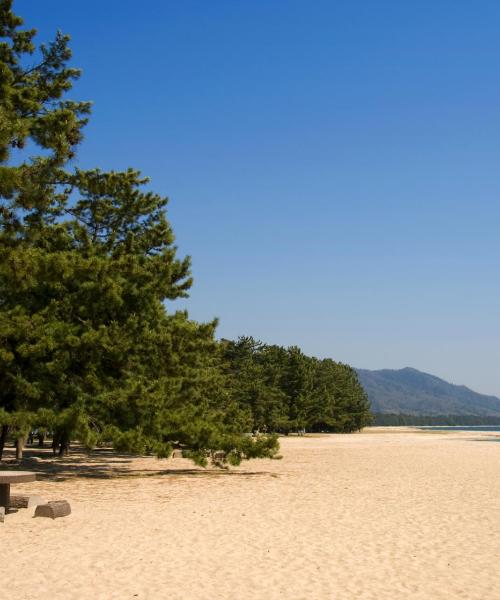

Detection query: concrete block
(34, 500), (71, 519)
(10, 495), (46, 509)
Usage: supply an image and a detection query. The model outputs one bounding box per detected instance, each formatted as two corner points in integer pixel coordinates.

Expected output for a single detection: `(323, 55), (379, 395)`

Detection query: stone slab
(0, 471), (37, 484)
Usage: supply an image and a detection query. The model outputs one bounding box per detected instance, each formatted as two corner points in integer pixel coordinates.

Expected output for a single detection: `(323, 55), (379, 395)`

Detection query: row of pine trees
(0, 1), (371, 465)
(222, 338), (371, 434)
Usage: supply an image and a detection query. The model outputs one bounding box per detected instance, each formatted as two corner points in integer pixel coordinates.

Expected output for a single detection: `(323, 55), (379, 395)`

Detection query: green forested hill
(356, 367), (500, 417)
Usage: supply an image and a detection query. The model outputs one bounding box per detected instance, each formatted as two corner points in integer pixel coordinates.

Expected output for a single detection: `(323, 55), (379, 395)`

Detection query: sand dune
(1, 428), (500, 599)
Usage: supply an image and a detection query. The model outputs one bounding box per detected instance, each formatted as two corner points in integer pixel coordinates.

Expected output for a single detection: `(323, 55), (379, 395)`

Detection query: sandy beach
(2, 428), (500, 600)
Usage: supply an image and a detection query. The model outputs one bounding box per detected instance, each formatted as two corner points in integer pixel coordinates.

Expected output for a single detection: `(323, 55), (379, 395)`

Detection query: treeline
(373, 413), (500, 426)
(222, 337), (372, 434)
(0, 335), (373, 461)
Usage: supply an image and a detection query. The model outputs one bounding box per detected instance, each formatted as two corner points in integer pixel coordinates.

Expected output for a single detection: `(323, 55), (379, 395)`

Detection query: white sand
(2, 428), (500, 599)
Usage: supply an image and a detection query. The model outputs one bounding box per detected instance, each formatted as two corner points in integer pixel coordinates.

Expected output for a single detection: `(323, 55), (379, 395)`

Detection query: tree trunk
(15, 436), (25, 460)
(52, 432), (60, 456)
(37, 432), (45, 447)
(0, 425), (9, 461)
(58, 432), (70, 457)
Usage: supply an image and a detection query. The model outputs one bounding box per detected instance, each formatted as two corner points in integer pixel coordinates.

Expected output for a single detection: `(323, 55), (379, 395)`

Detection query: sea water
(418, 426), (500, 432)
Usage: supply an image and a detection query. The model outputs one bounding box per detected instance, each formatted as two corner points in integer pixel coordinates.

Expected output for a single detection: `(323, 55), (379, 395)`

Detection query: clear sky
(20, 1), (500, 395)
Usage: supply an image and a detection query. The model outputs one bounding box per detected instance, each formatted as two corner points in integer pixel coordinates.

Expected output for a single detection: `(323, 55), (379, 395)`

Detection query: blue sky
(20, 1), (500, 394)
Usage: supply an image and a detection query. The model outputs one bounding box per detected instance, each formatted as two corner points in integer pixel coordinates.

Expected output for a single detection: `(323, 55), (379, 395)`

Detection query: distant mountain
(356, 367), (500, 417)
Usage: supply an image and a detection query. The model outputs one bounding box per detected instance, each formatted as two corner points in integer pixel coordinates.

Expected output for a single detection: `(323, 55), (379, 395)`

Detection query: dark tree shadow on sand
(0, 445), (277, 482)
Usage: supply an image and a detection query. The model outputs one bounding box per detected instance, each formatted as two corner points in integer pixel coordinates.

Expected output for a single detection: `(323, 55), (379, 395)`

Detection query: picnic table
(0, 471), (37, 509)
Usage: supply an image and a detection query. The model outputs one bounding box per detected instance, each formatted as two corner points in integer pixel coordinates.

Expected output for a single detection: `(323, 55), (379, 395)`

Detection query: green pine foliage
(0, 1), (279, 465)
(221, 337), (372, 434)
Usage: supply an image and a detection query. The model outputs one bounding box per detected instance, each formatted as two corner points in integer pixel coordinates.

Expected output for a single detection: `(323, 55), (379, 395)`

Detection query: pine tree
(221, 337), (289, 433)
(0, 2), (279, 464)
(0, 0), (90, 456)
